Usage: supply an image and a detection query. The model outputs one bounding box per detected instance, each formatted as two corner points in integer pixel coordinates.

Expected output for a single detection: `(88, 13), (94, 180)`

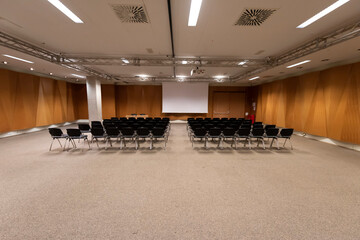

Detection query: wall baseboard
(0, 119), (88, 139)
(294, 131), (360, 152)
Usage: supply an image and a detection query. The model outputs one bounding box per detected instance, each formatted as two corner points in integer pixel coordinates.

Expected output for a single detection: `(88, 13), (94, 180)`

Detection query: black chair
(119, 117), (127, 121)
(105, 127), (120, 149)
(111, 117), (118, 121)
(151, 127), (168, 149)
(208, 127), (222, 148)
(253, 124), (264, 129)
(265, 128), (280, 149)
(48, 128), (68, 151)
(120, 127), (136, 149)
(265, 125), (276, 131)
(136, 127), (151, 149)
(236, 128), (251, 149)
(66, 128), (90, 150)
(222, 128), (237, 148)
(250, 128), (265, 149)
(78, 124), (91, 134)
(278, 128), (294, 149)
(91, 128), (107, 149)
(191, 128), (208, 148)
(91, 121), (102, 128)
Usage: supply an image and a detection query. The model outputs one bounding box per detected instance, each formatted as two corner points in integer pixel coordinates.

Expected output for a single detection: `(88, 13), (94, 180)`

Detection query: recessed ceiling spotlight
(50, 73), (53, 75)
(188, 0), (203, 26)
(286, 60), (311, 68)
(182, 60), (188, 64)
(30, 68), (34, 71)
(297, 0), (350, 28)
(3, 61), (7, 64)
(249, 76), (260, 81)
(71, 74), (86, 78)
(321, 58), (330, 62)
(47, 0), (84, 23)
(2, 54), (34, 64)
(238, 60), (248, 65)
(122, 58), (129, 64)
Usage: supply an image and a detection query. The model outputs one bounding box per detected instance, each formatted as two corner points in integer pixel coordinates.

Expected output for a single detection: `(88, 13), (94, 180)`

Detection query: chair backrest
(252, 128), (264, 137)
(241, 124), (251, 129)
(121, 127), (134, 136)
(194, 128), (207, 137)
(223, 127), (236, 136)
(237, 128), (250, 137)
(111, 117), (118, 121)
(254, 122), (262, 125)
(253, 124), (263, 129)
(152, 127), (165, 137)
(209, 127), (221, 136)
(49, 128), (63, 137)
(137, 127), (150, 136)
(119, 117), (127, 121)
(67, 128), (81, 137)
(106, 127), (119, 136)
(154, 117), (161, 121)
(91, 128), (104, 136)
(266, 128), (279, 137)
(204, 124), (214, 130)
(217, 124), (226, 130)
(280, 128), (294, 137)
(78, 124), (90, 131)
(91, 121), (102, 126)
(265, 125), (276, 130)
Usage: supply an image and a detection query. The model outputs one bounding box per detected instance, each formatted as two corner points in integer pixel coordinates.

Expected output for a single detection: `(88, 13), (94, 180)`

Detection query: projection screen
(162, 82), (209, 113)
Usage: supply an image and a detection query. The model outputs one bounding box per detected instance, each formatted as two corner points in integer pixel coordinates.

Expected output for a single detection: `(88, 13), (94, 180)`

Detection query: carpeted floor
(0, 123), (360, 240)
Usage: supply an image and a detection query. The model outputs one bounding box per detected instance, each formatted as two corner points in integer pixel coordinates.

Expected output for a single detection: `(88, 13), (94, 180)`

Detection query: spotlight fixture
(249, 76), (260, 81)
(188, 0), (203, 26)
(122, 58), (129, 64)
(238, 60), (248, 65)
(286, 60), (311, 68)
(214, 75), (227, 79)
(176, 75), (187, 78)
(182, 60), (188, 64)
(215, 78), (224, 83)
(2, 54), (34, 64)
(137, 74), (149, 78)
(30, 68), (34, 71)
(297, 0), (350, 28)
(178, 78), (185, 82)
(47, 0), (84, 23)
(50, 73), (53, 75)
(2, 61), (7, 64)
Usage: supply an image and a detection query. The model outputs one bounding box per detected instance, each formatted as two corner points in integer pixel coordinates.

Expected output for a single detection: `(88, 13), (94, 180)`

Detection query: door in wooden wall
(212, 92), (245, 118)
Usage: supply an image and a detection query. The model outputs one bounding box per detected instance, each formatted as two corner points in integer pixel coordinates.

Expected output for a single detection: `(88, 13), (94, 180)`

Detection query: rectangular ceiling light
(71, 74), (86, 78)
(249, 76), (260, 81)
(48, 0), (83, 23)
(122, 59), (130, 64)
(286, 60), (311, 68)
(188, 0), (203, 26)
(2, 54), (34, 64)
(297, 0), (350, 28)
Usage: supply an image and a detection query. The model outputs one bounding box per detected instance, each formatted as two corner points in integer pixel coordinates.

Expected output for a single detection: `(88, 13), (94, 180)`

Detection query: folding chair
(48, 128), (68, 151)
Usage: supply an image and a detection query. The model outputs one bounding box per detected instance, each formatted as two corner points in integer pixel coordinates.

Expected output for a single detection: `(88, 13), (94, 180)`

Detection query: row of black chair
(48, 117), (170, 151)
(188, 120), (294, 149)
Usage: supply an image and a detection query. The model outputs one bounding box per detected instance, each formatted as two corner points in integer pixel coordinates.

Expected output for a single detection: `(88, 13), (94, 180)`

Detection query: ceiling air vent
(235, 9), (276, 26)
(111, 4), (149, 23)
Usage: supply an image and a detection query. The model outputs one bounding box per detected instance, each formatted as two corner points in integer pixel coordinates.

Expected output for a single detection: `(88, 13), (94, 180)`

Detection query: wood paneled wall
(0, 68), (87, 133)
(256, 62), (360, 145)
(101, 85), (253, 120)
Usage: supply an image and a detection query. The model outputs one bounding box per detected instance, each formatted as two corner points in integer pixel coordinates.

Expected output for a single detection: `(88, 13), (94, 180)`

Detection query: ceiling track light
(122, 58), (130, 64)
(297, 0), (350, 28)
(48, 0), (84, 23)
(188, 0), (203, 26)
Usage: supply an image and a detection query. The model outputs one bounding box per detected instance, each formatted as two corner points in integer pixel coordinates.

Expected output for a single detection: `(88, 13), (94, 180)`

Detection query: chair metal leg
(135, 138), (139, 150)
(276, 138), (279, 150)
(95, 138), (100, 149)
(261, 138), (265, 149)
(49, 138), (54, 151)
(270, 138), (274, 148)
(248, 139), (252, 149)
(257, 139), (260, 147)
(289, 138), (293, 150)
(283, 138), (287, 147)
(86, 138), (90, 149)
(56, 138), (62, 148)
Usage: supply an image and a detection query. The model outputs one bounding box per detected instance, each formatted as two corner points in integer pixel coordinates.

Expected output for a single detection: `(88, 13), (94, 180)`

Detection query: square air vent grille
(235, 9), (276, 26)
(111, 4), (149, 23)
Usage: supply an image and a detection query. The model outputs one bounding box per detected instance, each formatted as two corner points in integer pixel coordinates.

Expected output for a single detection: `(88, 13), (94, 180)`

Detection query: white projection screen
(162, 82), (209, 113)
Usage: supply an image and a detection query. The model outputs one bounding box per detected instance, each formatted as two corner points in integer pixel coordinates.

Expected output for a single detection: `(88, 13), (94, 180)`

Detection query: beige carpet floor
(0, 123), (360, 240)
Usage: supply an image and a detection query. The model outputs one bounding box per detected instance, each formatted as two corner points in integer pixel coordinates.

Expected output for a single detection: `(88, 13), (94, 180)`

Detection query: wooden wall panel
(72, 84), (88, 119)
(0, 68), (86, 133)
(110, 85), (252, 120)
(101, 85), (116, 119)
(256, 62), (360, 145)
